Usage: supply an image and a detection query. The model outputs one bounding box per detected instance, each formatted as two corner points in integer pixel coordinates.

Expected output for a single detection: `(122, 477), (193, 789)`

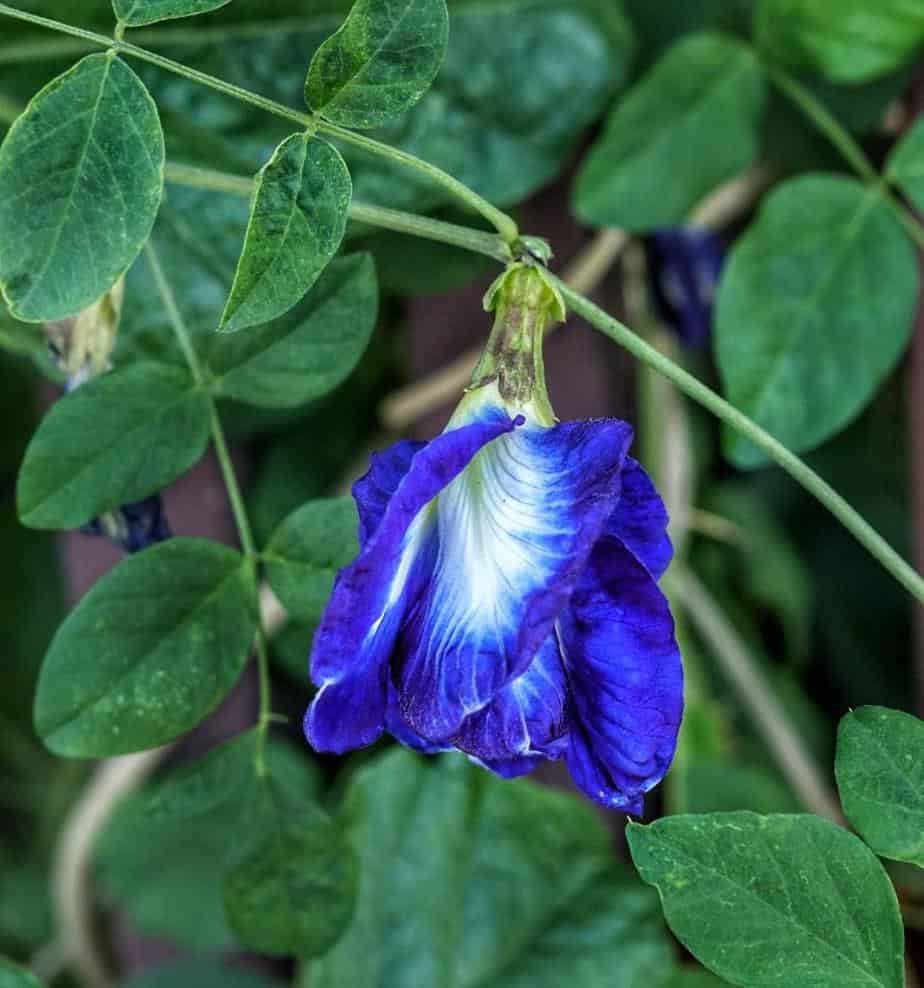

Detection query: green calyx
(470, 262), (565, 422)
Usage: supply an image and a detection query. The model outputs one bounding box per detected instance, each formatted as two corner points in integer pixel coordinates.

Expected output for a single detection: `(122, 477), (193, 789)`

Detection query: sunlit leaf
(113, 0), (232, 27)
(0, 54), (163, 321)
(220, 134), (351, 333)
(628, 812), (905, 988)
(836, 706), (924, 869)
(306, 0), (449, 128)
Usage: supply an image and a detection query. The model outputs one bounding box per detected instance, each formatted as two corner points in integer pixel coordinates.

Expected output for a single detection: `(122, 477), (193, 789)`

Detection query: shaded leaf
(17, 363), (209, 529)
(573, 33), (765, 230)
(264, 497), (358, 622)
(306, 0), (449, 128)
(210, 253), (377, 407)
(836, 706), (924, 868)
(113, 0), (232, 26)
(628, 812), (905, 988)
(34, 538), (258, 757)
(886, 115), (924, 213)
(98, 735), (319, 950)
(119, 960), (280, 988)
(0, 960), (43, 988)
(220, 134), (351, 333)
(0, 54), (163, 321)
(715, 176), (918, 467)
(223, 770), (356, 957)
(0, 303), (60, 380)
(755, 0), (924, 83)
(312, 749), (674, 988)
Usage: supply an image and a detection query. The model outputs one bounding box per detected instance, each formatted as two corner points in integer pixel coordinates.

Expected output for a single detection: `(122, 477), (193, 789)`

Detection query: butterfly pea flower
(305, 263), (683, 812)
(647, 227), (726, 348)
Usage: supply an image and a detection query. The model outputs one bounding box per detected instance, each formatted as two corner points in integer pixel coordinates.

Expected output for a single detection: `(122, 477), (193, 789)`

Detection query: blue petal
(605, 457), (673, 579)
(386, 681), (448, 754)
(470, 753), (547, 779)
(397, 417), (633, 742)
(353, 439), (425, 546)
(453, 635), (567, 760)
(305, 407), (517, 753)
(561, 537), (682, 812)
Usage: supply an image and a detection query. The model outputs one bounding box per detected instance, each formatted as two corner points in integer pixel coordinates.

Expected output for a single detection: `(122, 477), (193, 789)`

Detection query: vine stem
(556, 279), (924, 605)
(767, 64), (924, 251)
(0, 2), (518, 241)
(144, 242), (273, 766)
(162, 162), (510, 261)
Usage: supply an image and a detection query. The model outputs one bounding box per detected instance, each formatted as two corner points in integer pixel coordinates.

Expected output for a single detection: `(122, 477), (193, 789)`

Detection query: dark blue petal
(305, 407), (518, 753)
(471, 753), (548, 779)
(648, 227), (725, 348)
(453, 635), (567, 760)
(605, 457), (672, 580)
(386, 681), (448, 754)
(561, 537), (683, 812)
(80, 496), (172, 554)
(397, 418), (633, 742)
(353, 439), (425, 546)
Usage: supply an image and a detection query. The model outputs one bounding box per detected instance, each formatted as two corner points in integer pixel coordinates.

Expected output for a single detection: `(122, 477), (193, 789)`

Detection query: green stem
(163, 161), (510, 260)
(0, 3), (519, 240)
(768, 64), (924, 251)
(144, 241), (273, 767)
(317, 121), (519, 243)
(557, 278), (924, 605)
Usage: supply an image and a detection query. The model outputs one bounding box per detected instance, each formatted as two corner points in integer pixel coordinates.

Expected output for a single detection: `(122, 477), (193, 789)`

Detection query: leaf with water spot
(34, 538), (258, 757)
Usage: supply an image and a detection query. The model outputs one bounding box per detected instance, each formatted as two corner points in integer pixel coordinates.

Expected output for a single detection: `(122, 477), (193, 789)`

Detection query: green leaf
(98, 735), (319, 949)
(0, 304), (61, 381)
(348, 1), (618, 211)
(572, 33), (765, 230)
(886, 115), (924, 213)
(0, 959), (44, 988)
(312, 749), (674, 988)
(17, 363), (210, 530)
(755, 0), (924, 83)
(210, 253), (377, 407)
(715, 176), (918, 467)
(220, 134), (352, 333)
(119, 961), (279, 988)
(264, 497), (358, 622)
(223, 771), (356, 957)
(628, 812), (905, 988)
(34, 538), (258, 757)
(113, 0), (232, 26)
(0, 54), (164, 322)
(836, 706), (924, 868)
(306, 0), (449, 128)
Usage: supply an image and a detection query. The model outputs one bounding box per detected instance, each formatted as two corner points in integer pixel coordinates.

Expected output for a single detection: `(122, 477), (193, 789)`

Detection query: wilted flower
(647, 227), (725, 348)
(305, 264), (682, 812)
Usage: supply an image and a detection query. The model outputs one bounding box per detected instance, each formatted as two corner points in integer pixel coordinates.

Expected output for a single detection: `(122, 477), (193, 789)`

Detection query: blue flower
(80, 495), (172, 553)
(304, 265), (683, 812)
(648, 227), (726, 348)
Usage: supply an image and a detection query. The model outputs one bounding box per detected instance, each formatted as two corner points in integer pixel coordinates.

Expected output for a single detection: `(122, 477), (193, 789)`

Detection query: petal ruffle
(353, 439), (425, 546)
(605, 457), (672, 580)
(305, 408), (518, 753)
(397, 418), (633, 742)
(560, 537), (683, 812)
(453, 635), (567, 760)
